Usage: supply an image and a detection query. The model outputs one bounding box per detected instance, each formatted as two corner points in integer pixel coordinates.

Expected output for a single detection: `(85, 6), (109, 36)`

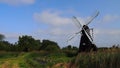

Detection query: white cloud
(33, 10), (82, 47)
(98, 14), (120, 23)
(92, 14), (120, 47)
(0, 0), (35, 5)
(93, 28), (120, 47)
(94, 29), (120, 36)
(2, 32), (20, 39)
(33, 10), (86, 37)
(34, 10), (72, 26)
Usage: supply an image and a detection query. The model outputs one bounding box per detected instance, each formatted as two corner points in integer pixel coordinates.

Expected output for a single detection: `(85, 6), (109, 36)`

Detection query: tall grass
(70, 49), (120, 68)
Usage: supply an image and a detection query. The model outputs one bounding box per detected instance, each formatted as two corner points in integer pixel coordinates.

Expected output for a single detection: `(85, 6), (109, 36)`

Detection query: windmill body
(78, 25), (97, 52)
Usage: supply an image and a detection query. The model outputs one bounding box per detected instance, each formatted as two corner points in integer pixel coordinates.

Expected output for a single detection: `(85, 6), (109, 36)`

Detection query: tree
(18, 35), (41, 52)
(62, 45), (78, 57)
(0, 41), (12, 51)
(0, 34), (5, 41)
(62, 45), (73, 50)
(40, 40), (60, 52)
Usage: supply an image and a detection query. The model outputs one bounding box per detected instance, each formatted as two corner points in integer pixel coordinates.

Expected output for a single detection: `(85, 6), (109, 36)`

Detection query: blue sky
(0, 0), (120, 47)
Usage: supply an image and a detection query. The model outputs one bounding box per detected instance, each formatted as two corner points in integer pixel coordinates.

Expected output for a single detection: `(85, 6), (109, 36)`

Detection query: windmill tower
(68, 11), (99, 53)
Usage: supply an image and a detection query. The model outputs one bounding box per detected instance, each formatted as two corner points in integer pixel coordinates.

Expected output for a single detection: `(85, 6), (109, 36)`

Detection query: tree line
(0, 34), (78, 53)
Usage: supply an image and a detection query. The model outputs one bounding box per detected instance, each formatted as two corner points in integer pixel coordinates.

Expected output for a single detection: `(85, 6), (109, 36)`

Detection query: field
(0, 51), (71, 68)
(0, 48), (120, 68)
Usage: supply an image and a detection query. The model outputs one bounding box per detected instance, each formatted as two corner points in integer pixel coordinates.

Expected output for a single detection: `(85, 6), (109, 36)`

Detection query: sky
(0, 0), (120, 47)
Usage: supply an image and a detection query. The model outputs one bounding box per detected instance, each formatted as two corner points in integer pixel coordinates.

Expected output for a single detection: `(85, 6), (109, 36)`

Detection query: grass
(0, 48), (120, 68)
(0, 51), (71, 68)
(70, 48), (120, 68)
(0, 52), (19, 59)
(0, 52), (28, 68)
(25, 52), (71, 68)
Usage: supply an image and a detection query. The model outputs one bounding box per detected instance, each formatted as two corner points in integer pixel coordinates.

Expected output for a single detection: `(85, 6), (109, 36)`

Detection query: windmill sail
(72, 16), (94, 44)
(86, 11), (99, 26)
(72, 16), (83, 29)
(67, 31), (81, 42)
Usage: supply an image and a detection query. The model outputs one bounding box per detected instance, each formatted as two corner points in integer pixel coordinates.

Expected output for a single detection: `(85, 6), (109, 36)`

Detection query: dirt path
(1, 61), (10, 68)
(1, 58), (19, 68)
(0, 53), (28, 68)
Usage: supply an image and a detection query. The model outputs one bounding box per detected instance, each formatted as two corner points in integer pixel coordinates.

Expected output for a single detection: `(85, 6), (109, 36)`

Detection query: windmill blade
(86, 11), (99, 26)
(73, 17), (94, 44)
(72, 16), (83, 29)
(67, 34), (77, 42)
(67, 31), (81, 42)
(72, 18), (81, 29)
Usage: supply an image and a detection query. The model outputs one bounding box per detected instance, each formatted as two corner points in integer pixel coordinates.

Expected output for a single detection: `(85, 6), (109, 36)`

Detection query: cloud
(0, 32), (20, 43)
(98, 14), (120, 23)
(93, 28), (120, 47)
(2, 32), (20, 39)
(94, 29), (120, 36)
(33, 10), (82, 47)
(34, 10), (72, 26)
(93, 14), (120, 47)
(33, 9), (86, 36)
(0, 0), (35, 5)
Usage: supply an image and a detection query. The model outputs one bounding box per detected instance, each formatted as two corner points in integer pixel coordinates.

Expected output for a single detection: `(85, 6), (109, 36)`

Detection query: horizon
(0, 0), (120, 47)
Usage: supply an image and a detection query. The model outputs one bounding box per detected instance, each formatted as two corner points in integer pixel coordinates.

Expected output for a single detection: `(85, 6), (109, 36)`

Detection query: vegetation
(0, 35), (61, 52)
(0, 34), (5, 41)
(40, 40), (60, 52)
(0, 34), (120, 68)
(25, 52), (71, 68)
(70, 49), (120, 68)
(0, 52), (71, 68)
(18, 35), (41, 51)
(0, 49), (120, 68)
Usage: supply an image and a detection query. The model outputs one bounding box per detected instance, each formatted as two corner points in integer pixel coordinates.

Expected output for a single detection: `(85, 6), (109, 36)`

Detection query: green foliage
(0, 41), (13, 51)
(62, 45), (78, 51)
(0, 35), (61, 52)
(0, 49), (120, 68)
(40, 40), (60, 52)
(62, 45), (78, 57)
(19, 62), (28, 68)
(25, 52), (71, 68)
(18, 35), (41, 51)
(0, 34), (5, 41)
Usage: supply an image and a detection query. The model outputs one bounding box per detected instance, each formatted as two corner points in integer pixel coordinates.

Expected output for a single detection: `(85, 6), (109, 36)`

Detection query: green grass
(0, 49), (120, 68)
(0, 52), (19, 59)
(25, 52), (71, 68)
(0, 51), (71, 68)
(0, 52), (28, 68)
(70, 49), (120, 68)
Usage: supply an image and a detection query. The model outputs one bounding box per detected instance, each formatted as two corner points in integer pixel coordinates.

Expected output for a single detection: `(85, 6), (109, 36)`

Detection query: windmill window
(83, 43), (86, 45)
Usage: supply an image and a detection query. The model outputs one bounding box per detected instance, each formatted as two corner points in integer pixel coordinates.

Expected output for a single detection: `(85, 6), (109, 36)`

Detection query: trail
(1, 58), (19, 68)
(0, 53), (28, 68)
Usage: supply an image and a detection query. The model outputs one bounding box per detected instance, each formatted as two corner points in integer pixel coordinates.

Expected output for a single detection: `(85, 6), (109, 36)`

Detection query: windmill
(68, 11), (99, 53)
